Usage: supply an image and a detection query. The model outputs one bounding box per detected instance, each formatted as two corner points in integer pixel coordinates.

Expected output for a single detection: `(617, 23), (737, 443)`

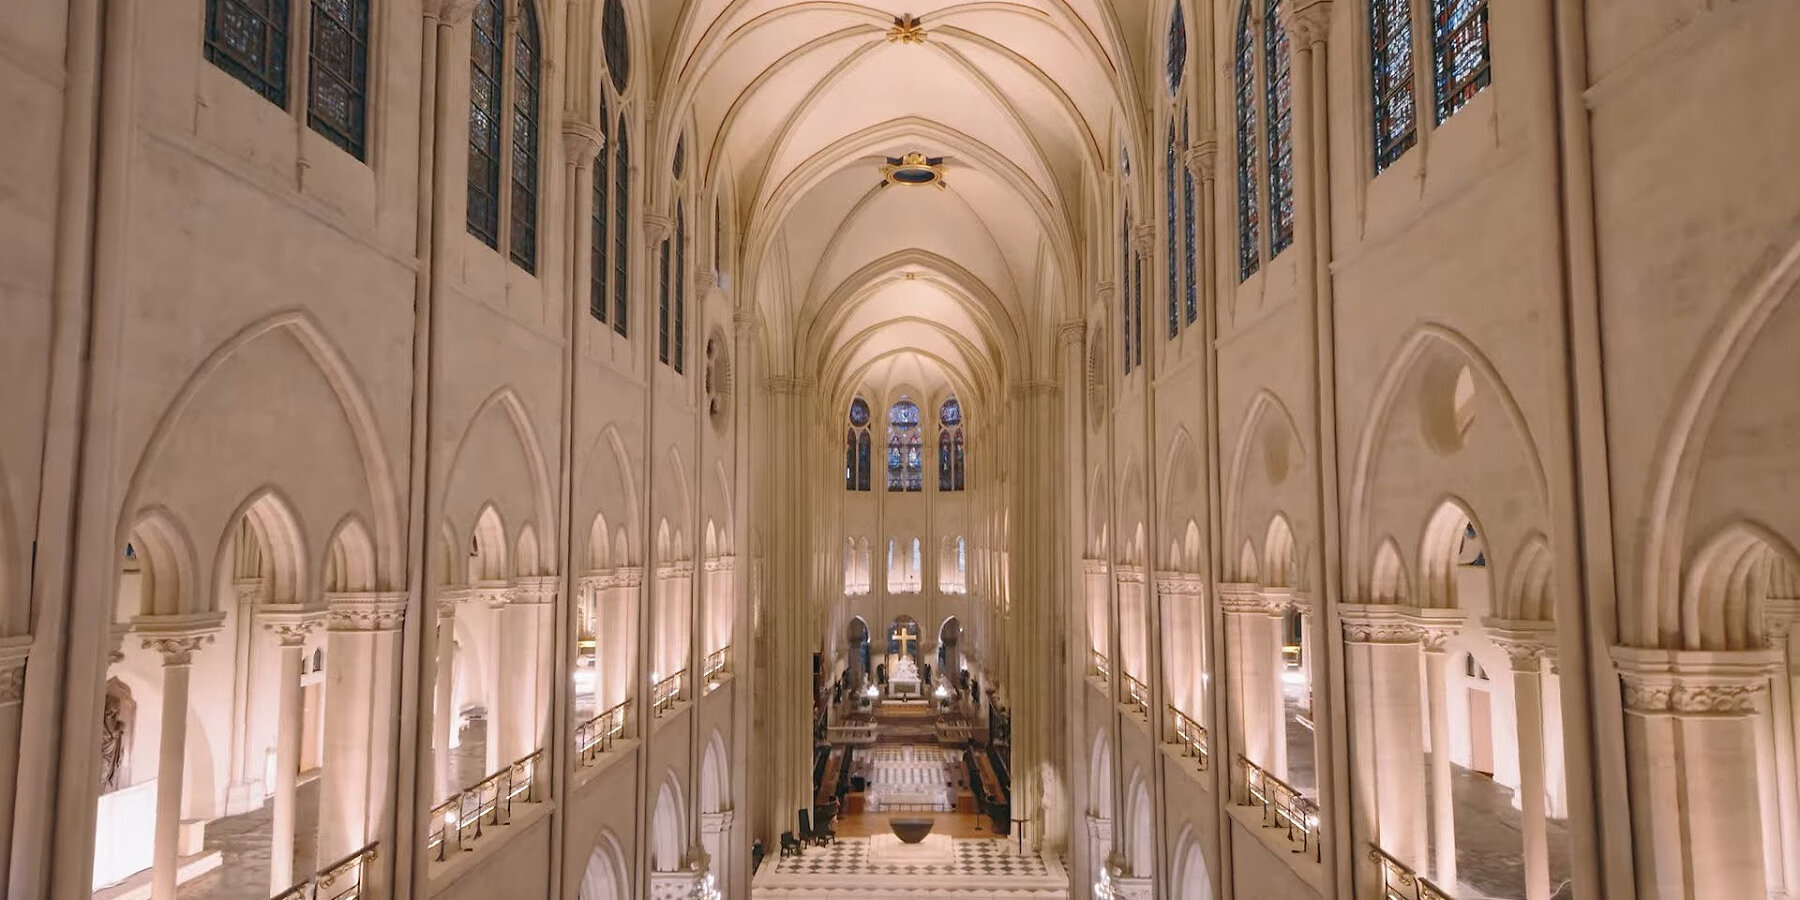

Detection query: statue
(99, 691), (127, 792)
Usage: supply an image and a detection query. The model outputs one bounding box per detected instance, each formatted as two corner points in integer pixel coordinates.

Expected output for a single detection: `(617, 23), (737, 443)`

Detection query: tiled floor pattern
(771, 837), (1048, 879)
(1443, 759), (1576, 900)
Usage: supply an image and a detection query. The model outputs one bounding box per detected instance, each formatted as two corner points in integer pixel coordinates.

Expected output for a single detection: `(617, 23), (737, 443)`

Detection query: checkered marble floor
(771, 837), (1050, 878)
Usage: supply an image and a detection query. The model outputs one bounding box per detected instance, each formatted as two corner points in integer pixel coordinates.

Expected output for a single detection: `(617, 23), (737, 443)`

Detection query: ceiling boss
(886, 13), (927, 44)
(880, 152), (948, 189)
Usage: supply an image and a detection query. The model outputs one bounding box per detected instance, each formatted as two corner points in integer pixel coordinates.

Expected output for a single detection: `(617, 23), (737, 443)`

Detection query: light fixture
(881, 152), (947, 189)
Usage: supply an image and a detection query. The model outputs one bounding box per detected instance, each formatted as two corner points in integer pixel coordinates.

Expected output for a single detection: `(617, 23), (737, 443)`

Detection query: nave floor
(752, 836), (1066, 899)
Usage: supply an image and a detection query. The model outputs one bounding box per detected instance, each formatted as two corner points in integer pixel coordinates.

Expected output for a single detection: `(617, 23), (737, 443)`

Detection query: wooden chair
(780, 831), (803, 858)
(798, 808), (819, 846)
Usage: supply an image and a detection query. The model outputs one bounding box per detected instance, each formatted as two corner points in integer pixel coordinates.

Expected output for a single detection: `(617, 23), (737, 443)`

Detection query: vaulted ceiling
(646, 1), (1149, 407)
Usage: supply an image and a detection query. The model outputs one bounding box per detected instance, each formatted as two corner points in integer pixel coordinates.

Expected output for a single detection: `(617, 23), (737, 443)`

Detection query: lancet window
(845, 398), (872, 491)
(938, 398), (965, 492)
(887, 399), (923, 492)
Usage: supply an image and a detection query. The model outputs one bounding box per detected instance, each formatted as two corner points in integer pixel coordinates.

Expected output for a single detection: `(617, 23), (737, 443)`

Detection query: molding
(1185, 141), (1218, 179)
(1058, 319), (1086, 348)
(509, 575), (560, 605)
(325, 592), (408, 633)
(0, 637), (29, 706)
(1154, 571), (1205, 595)
(1218, 582), (1266, 615)
(1406, 607), (1466, 653)
(1484, 618), (1557, 672)
(562, 121), (603, 162)
(1281, 0), (1335, 47)
(1613, 646), (1781, 716)
(260, 605), (325, 646)
(703, 555), (735, 573)
(765, 375), (814, 396)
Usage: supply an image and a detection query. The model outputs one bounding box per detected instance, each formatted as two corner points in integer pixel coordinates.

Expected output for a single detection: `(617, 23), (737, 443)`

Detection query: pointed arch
(1370, 536), (1411, 605)
(578, 829), (629, 900)
(1681, 522), (1800, 651)
(444, 387), (559, 573)
(650, 774), (686, 871)
(323, 515), (377, 594)
(1418, 497), (1488, 610)
(699, 730), (729, 813)
(1505, 532), (1554, 621)
(470, 504), (509, 583)
(227, 488), (310, 605)
(126, 508), (199, 619)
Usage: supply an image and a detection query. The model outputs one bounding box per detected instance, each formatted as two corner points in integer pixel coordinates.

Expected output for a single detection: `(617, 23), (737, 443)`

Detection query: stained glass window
(673, 136), (686, 180)
(466, 0), (504, 248)
(1182, 117), (1198, 325)
(674, 204), (687, 373)
(657, 236), (671, 364)
(591, 103), (610, 322)
(1265, 0), (1294, 258)
(847, 398), (872, 491)
(887, 399), (923, 492)
(1167, 1), (1187, 95)
(1134, 251), (1145, 369)
(938, 398), (964, 492)
(1233, 0), (1260, 281)
(205, 0), (290, 106)
(1165, 123), (1179, 341)
(713, 199), (723, 274)
(1121, 207), (1132, 374)
(612, 119), (630, 335)
(602, 0), (630, 93)
(1432, 0), (1490, 123)
(307, 0), (368, 158)
(1371, 0), (1418, 172)
(509, 1), (542, 272)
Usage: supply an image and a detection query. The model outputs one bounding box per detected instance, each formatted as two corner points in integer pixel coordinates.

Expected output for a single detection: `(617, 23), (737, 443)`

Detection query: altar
(886, 654), (923, 698)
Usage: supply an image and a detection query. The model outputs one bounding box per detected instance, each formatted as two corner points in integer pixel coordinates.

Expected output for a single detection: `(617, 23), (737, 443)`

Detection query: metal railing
(574, 698), (631, 763)
(271, 842), (378, 900)
(1121, 673), (1150, 717)
(1236, 755), (1320, 860)
(1369, 845), (1453, 900)
(1091, 650), (1110, 682)
(703, 646), (731, 685)
(652, 669), (686, 714)
(1168, 707), (1210, 771)
(426, 750), (542, 860)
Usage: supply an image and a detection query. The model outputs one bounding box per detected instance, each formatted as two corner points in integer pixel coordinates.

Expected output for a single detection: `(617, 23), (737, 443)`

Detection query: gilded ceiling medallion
(880, 152), (947, 189)
(887, 14), (927, 45)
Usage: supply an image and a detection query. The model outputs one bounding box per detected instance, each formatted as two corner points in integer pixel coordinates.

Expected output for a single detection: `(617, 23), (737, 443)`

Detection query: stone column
(135, 617), (221, 900)
(1413, 609), (1464, 888)
(1220, 585), (1269, 775)
(700, 810), (733, 894)
(1339, 606), (1427, 873)
(1263, 589), (1292, 780)
(502, 577), (557, 763)
(1615, 646), (1780, 900)
(262, 608), (322, 894)
(319, 594), (406, 863)
(433, 591), (465, 800)
(1490, 620), (1555, 900)
(1765, 603), (1800, 895)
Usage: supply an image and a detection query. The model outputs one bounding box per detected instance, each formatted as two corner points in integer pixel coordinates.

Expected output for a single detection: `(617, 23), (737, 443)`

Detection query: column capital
(134, 613), (226, 665)
(644, 213), (674, 247)
(1218, 583), (1266, 615)
(1058, 319), (1087, 348)
(260, 605), (326, 646)
(233, 577), (267, 606)
(423, 0), (479, 26)
(325, 592), (408, 633)
(1338, 604), (1420, 645)
(1260, 586), (1295, 617)
(703, 555), (735, 573)
(1765, 597), (1800, 639)
(700, 809), (734, 835)
(1484, 618), (1556, 671)
(1154, 571), (1205, 596)
(614, 565), (645, 588)
(508, 575), (560, 605)
(1096, 280), (1117, 304)
(1279, 0), (1334, 47)
(562, 121), (604, 163)
(1184, 140), (1219, 179)
(1014, 380), (1060, 398)
(1612, 646), (1781, 716)
(1114, 565), (1147, 585)
(1406, 607), (1466, 653)
(1086, 813), (1113, 843)
(0, 636), (29, 706)
(1131, 224), (1156, 255)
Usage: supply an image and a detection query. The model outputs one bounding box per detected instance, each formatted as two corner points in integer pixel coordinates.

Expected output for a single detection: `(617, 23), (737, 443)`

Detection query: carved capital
(0, 637), (29, 706)
(1185, 141), (1219, 180)
(700, 809), (734, 835)
(1613, 646), (1780, 716)
(1058, 319), (1087, 349)
(1132, 224), (1156, 255)
(1218, 583), (1266, 615)
(134, 613), (226, 666)
(703, 555), (735, 573)
(1260, 587), (1295, 617)
(615, 566), (645, 588)
(1485, 618), (1556, 672)
(424, 0), (479, 26)
(644, 214), (674, 247)
(562, 121), (604, 163)
(1096, 280), (1117, 305)
(234, 577), (267, 607)
(765, 375), (813, 396)
(326, 592), (408, 633)
(1279, 0), (1334, 47)
(1407, 607), (1466, 654)
(1338, 604), (1420, 646)
(733, 309), (759, 338)
(509, 575), (560, 605)
(261, 605), (325, 646)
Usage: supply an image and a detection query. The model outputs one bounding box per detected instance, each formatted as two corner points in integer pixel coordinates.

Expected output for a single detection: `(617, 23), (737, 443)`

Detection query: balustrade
(1122, 672), (1150, 717)
(270, 842), (377, 900)
(1091, 650), (1110, 682)
(703, 646), (731, 687)
(574, 699), (631, 763)
(1369, 845), (1452, 900)
(1168, 707), (1210, 771)
(653, 669), (687, 715)
(1235, 755), (1320, 860)
(426, 750), (543, 860)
